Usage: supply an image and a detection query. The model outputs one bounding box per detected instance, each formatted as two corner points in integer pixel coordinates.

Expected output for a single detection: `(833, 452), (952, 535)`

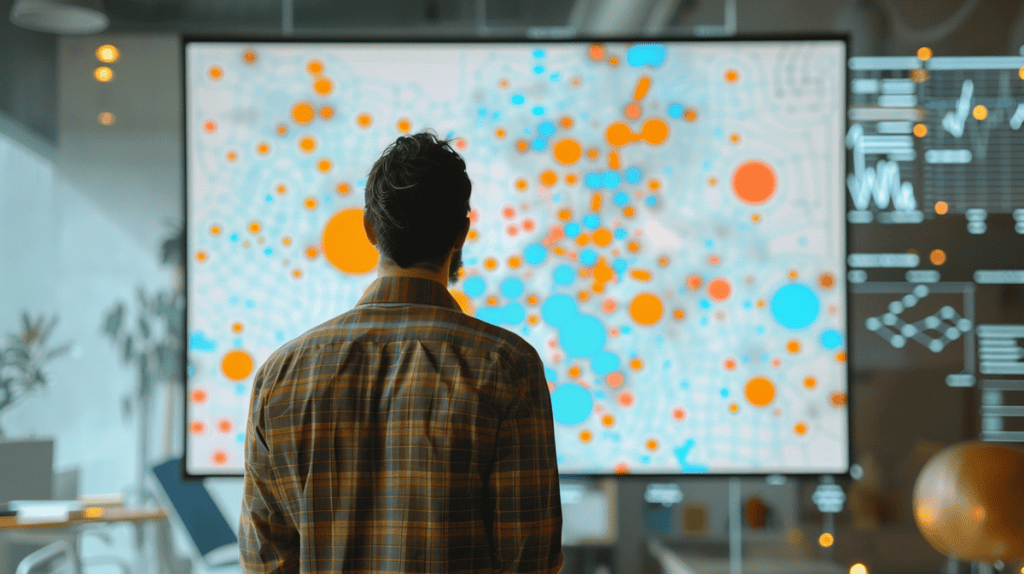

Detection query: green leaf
(103, 304), (125, 339)
(123, 335), (134, 363)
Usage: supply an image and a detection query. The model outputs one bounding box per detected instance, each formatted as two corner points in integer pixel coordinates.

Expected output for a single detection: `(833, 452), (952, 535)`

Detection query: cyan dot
(646, 196), (657, 206)
(553, 265), (576, 286)
(582, 214), (600, 230)
(524, 243), (547, 265)
(821, 329), (844, 349)
(592, 352), (620, 375)
(463, 276), (486, 297)
(533, 49), (545, 58)
(614, 228), (627, 240)
(532, 138), (546, 151)
(560, 314), (606, 358)
(625, 167), (642, 184)
(533, 65), (545, 74)
(542, 293), (578, 326)
(620, 325), (632, 334)
(564, 223), (581, 238)
(699, 299), (711, 310)
(265, 195), (273, 202)
(602, 171), (621, 189)
(771, 284), (820, 330)
(720, 388), (729, 397)
(551, 383), (593, 425)
(613, 191), (629, 206)
(580, 249), (598, 266)
(584, 173), (602, 189)
(502, 303), (526, 324)
(230, 233), (239, 242)
(544, 367), (557, 382)
(511, 94), (525, 105)
(612, 259), (627, 273)
(500, 277), (524, 299)
(667, 103), (683, 118)
(538, 121), (556, 137)
(264, 248), (273, 255)
(531, 106), (545, 116)
(625, 44), (667, 67)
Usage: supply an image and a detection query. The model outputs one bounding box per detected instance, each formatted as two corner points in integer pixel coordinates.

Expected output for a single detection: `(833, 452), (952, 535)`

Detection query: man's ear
(362, 210), (378, 246)
(453, 216), (470, 249)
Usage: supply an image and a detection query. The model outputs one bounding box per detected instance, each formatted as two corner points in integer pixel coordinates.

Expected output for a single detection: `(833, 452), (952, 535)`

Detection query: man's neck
(376, 258), (450, 287)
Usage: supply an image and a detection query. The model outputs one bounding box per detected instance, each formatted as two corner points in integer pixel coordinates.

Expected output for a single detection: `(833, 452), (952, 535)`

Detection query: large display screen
(185, 38), (848, 477)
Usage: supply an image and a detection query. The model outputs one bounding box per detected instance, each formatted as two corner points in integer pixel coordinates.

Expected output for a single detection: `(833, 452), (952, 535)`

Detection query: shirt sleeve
(489, 346), (564, 573)
(239, 365), (300, 574)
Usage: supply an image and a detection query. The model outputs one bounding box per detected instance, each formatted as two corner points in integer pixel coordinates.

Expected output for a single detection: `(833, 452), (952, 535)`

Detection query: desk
(0, 507), (167, 574)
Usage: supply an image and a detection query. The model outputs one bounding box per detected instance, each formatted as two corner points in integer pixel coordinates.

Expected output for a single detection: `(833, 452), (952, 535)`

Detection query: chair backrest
(150, 457), (239, 567)
(14, 540), (76, 574)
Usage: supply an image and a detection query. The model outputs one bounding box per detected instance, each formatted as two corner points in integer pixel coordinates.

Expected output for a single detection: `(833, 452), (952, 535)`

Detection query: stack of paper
(4, 500), (84, 523)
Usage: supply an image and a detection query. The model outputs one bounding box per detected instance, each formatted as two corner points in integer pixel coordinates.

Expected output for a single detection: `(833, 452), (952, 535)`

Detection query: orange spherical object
(913, 442), (1024, 563)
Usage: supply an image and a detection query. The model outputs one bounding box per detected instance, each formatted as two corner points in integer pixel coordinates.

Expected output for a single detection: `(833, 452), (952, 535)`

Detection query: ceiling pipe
(281, 0), (293, 36)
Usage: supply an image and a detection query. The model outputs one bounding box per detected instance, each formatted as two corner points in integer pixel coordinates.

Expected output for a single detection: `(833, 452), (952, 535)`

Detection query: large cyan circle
(770, 283), (820, 330)
(551, 383), (593, 425)
(541, 294), (578, 327)
(560, 314), (606, 358)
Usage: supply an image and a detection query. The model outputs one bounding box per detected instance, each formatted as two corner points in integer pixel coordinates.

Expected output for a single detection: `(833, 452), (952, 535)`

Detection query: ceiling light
(96, 44), (118, 63)
(9, 0), (109, 35)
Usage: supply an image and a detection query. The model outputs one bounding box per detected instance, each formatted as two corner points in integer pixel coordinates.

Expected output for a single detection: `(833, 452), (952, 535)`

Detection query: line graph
(845, 123), (917, 212)
(941, 79), (973, 138)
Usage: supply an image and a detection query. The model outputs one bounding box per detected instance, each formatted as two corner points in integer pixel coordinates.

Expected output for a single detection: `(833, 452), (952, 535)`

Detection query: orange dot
(795, 422), (808, 435)
(222, 350), (254, 381)
(304, 197), (318, 210)
(319, 106), (334, 120)
(558, 208), (573, 221)
(190, 421), (205, 435)
(517, 140), (529, 151)
(322, 208), (379, 274)
(729, 403), (739, 413)
(830, 392), (848, 407)
(292, 269), (302, 279)
(605, 122), (633, 146)
(397, 118), (411, 133)
(687, 275), (703, 290)
(313, 77), (333, 96)
(744, 376), (775, 407)
(231, 322), (243, 333)
(602, 414), (616, 427)
(913, 123), (928, 137)
(560, 116), (574, 128)
(725, 69), (739, 82)
(934, 200), (948, 215)
(608, 56), (619, 66)
(306, 59), (324, 74)
(658, 256), (669, 267)
(629, 292), (663, 325)
(218, 418), (232, 433)
(627, 240), (640, 252)
(276, 124), (287, 135)
(568, 365), (581, 378)
(190, 389), (207, 404)
(527, 294), (539, 305)
(337, 182), (350, 195)
(624, 103), (641, 120)
(484, 257), (498, 270)
(305, 247), (318, 259)
(575, 233), (590, 247)
(494, 128), (506, 138)
(587, 147), (600, 160)
(973, 104), (988, 121)
(819, 273), (835, 288)
(540, 170), (558, 186)
(467, 229), (479, 241)
(315, 158), (332, 173)
(684, 108), (698, 121)
(836, 352), (847, 363)
(212, 450), (228, 465)
(606, 373), (624, 387)
(195, 251), (208, 262)
(629, 269), (652, 281)
(730, 133), (741, 143)
(203, 120), (217, 133)
(614, 462), (629, 475)
(592, 228), (612, 246)
(580, 430), (593, 443)
(508, 255), (522, 269)
(243, 50), (257, 64)
(645, 438), (658, 451)
(578, 290), (590, 302)
(673, 309), (685, 320)
(498, 79), (509, 88)
(672, 407), (686, 421)
(299, 136), (316, 153)
(450, 290), (474, 315)
(282, 236), (292, 246)
(588, 43), (605, 61)
(208, 66), (222, 79)
(248, 221), (261, 234)
(256, 142), (270, 155)
(804, 376), (816, 389)
(515, 178), (528, 191)
(640, 118), (669, 145)
(292, 102), (315, 124)
(629, 357), (643, 371)
(553, 138), (583, 165)
(226, 151), (238, 162)
(357, 113), (372, 128)
(732, 160), (777, 204)
(787, 340), (801, 353)
(707, 278), (732, 301)
(930, 249), (946, 265)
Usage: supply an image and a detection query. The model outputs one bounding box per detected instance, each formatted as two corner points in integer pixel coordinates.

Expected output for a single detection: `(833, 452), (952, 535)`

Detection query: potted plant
(0, 313), (71, 439)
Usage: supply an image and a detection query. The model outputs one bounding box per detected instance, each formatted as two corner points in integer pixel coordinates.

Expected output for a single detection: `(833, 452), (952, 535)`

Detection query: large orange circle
(221, 350), (254, 381)
(732, 160), (777, 205)
(322, 208), (379, 274)
(744, 376), (775, 407)
(552, 138), (582, 165)
(629, 292), (663, 326)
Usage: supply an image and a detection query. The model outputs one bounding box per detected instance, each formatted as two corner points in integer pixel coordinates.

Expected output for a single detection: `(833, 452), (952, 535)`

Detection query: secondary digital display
(185, 39), (848, 476)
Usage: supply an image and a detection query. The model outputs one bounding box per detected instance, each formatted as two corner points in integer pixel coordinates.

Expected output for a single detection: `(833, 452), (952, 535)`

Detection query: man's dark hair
(364, 130), (472, 269)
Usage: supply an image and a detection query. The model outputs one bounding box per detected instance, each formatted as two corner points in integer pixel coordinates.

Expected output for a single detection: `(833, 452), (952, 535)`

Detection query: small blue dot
(667, 103), (683, 118)
(265, 195), (273, 202)
(580, 249), (598, 265)
(699, 299), (711, 309)
(602, 171), (621, 189)
(230, 296), (240, 305)
(821, 329), (844, 349)
(245, 300), (256, 309)
(720, 388), (729, 397)
(533, 65), (545, 74)
(646, 196), (657, 206)
(230, 233), (239, 242)
(614, 228), (627, 240)
(524, 244), (547, 265)
(554, 265), (576, 286)
(478, 107), (487, 116)
(233, 337), (243, 347)
(276, 331), (285, 342)
(584, 173), (602, 189)
(511, 94), (525, 105)
(532, 138), (546, 151)
(613, 192), (629, 206)
(531, 106), (545, 116)
(582, 214), (600, 230)
(550, 73), (560, 81)
(264, 248), (273, 255)
(533, 49), (545, 58)
(612, 259), (627, 273)
(702, 160), (712, 170)
(500, 277), (525, 299)
(564, 223), (581, 238)
(625, 167), (642, 184)
(538, 121), (556, 137)
(464, 276), (486, 297)
(705, 239), (715, 249)
(620, 326), (632, 334)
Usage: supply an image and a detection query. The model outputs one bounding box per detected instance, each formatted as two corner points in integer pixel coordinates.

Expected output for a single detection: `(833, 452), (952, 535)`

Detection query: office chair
(150, 457), (239, 570)
(14, 539), (76, 574)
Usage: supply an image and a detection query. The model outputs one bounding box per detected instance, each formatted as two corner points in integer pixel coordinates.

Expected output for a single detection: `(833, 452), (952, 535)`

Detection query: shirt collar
(356, 276), (463, 313)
